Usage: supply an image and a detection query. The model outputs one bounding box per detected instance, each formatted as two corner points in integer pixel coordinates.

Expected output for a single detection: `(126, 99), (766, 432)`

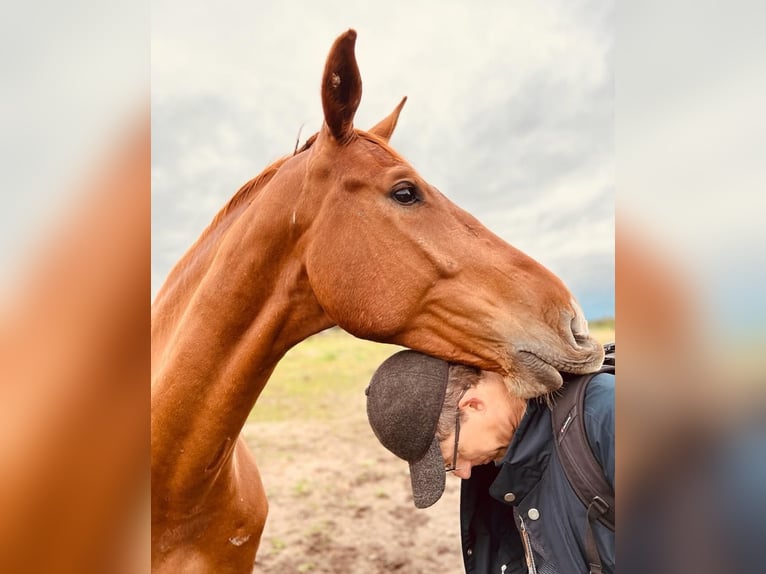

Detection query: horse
(151, 29), (604, 572)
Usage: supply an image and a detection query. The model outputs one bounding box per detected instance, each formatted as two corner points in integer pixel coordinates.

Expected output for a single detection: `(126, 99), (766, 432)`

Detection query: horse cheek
(305, 245), (409, 340)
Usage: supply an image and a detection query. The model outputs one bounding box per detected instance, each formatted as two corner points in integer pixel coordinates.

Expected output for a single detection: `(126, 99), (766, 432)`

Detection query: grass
(249, 321), (615, 423)
(589, 317), (615, 345)
(248, 328), (401, 422)
(292, 479), (311, 497)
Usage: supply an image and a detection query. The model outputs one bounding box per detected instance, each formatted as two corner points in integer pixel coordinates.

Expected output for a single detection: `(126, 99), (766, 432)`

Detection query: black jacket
(459, 373), (615, 574)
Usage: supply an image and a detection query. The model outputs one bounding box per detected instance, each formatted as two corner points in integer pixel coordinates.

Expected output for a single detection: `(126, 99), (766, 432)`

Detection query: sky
(151, 0), (615, 320)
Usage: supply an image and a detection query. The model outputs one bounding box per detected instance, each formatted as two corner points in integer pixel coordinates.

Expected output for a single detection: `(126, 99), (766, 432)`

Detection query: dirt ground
(244, 392), (466, 573)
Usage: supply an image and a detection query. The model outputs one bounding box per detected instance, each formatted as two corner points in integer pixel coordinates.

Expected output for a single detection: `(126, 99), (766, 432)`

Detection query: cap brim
(409, 437), (446, 509)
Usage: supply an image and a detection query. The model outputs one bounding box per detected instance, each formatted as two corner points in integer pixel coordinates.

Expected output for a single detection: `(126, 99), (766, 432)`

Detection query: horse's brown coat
(151, 29), (604, 572)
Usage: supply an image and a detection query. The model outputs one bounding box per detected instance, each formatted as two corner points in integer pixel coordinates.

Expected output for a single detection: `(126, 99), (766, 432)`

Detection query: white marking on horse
(228, 534), (251, 546)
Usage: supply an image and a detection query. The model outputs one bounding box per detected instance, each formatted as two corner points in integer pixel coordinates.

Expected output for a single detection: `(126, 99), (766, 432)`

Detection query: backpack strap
(552, 350), (615, 573)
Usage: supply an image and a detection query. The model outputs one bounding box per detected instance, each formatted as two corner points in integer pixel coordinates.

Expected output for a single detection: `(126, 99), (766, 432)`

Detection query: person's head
(366, 350), (526, 508)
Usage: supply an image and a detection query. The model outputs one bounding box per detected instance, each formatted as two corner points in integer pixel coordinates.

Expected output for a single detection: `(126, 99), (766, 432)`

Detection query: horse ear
(368, 97), (407, 143)
(321, 29), (362, 144)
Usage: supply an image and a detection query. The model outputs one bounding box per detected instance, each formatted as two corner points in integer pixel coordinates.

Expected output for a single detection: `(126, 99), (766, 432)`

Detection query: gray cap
(365, 350), (450, 508)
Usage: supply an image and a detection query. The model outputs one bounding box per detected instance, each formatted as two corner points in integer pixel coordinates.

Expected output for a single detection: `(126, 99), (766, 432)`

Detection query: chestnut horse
(151, 29), (604, 572)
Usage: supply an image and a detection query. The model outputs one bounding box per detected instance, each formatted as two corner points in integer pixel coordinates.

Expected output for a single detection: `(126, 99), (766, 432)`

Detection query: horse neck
(151, 158), (333, 494)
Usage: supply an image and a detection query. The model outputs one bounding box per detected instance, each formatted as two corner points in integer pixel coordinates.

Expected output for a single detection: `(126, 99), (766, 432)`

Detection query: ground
(243, 329), (465, 573)
(245, 415), (464, 573)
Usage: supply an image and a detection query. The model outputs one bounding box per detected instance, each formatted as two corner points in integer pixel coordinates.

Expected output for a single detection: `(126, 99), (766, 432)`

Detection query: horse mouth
(518, 347), (603, 375)
(511, 343), (604, 398)
(511, 351), (565, 397)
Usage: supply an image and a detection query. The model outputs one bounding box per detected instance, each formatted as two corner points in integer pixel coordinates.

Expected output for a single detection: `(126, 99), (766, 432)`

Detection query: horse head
(288, 30), (604, 397)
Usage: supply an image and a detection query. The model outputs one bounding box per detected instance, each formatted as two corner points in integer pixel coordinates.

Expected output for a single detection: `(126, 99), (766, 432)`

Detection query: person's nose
(454, 464), (472, 480)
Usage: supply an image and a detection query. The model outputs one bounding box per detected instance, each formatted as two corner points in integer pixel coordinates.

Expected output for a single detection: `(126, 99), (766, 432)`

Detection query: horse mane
(206, 163), (281, 231)
(201, 132), (320, 239)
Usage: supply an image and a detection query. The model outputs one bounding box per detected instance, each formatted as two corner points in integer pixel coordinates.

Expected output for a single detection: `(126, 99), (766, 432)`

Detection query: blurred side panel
(617, 1), (766, 573)
(0, 1), (149, 572)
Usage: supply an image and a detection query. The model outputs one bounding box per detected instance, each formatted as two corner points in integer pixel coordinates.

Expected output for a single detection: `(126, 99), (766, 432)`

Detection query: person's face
(438, 372), (521, 479)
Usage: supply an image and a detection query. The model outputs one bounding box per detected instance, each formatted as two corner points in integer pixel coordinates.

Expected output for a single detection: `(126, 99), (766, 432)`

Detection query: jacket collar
(488, 397), (553, 503)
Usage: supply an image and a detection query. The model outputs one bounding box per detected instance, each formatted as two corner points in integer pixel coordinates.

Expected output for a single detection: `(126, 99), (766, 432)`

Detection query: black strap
(551, 343), (615, 573)
(585, 496), (610, 573)
(552, 356), (614, 573)
(552, 356), (615, 531)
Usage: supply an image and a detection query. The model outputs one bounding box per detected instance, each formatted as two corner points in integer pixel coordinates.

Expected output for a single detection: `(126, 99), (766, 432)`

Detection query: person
(365, 350), (615, 574)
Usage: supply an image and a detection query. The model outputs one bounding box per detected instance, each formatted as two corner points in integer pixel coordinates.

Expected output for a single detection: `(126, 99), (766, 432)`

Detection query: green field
(248, 329), (402, 422)
(589, 317), (615, 345)
(250, 320), (615, 423)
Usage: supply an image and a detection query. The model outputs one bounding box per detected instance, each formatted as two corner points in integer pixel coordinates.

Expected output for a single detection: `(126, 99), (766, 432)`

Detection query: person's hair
(435, 364), (482, 441)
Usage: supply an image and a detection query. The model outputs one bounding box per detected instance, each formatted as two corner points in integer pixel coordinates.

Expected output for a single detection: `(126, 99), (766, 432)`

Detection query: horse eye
(390, 184), (420, 205)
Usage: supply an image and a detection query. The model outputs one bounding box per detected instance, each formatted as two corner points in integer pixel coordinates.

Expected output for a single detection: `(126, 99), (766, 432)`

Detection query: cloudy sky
(152, 0), (614, 319)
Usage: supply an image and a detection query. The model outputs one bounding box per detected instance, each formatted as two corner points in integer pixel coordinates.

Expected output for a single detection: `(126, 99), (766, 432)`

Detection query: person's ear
(460, 395), (486, 414)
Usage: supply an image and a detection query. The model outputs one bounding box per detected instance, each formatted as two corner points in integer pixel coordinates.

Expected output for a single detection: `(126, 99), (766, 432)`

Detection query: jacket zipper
(518, 516), (538, 574)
